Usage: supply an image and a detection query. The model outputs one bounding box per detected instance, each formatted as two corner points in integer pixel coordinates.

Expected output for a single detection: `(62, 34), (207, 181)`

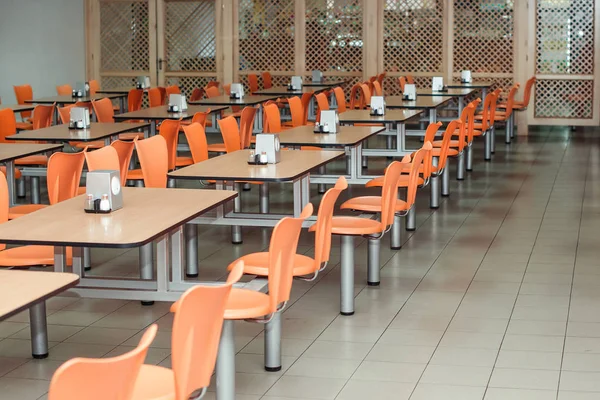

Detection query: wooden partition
(86, 0), (600, 127)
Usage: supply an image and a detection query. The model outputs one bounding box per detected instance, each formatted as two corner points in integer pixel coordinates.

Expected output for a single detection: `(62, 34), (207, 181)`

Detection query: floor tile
(285, 356), (360, 379)
(265, 375), (346, 399)
(488, 368), (559, 390)
(495, 350), (562, 370)
(484, 388), (557, 400)
(352, 360), (426, 383)
(420, 364), (493, 387)
(335, 380), (414, 400)
(410, 384), (486, 400)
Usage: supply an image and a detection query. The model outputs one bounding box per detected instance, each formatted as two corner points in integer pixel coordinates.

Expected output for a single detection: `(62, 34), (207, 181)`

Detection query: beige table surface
(1, 104), (36, 113)
(385, 96), (453, 109)
(0, 187), (237, 248)
(26, 94), (123, 104)
(0, 270), (79, 320)
(113, 105), (227, 121)
(278, 126), (385, 147)
(170, 149), (345, 182)
(0, 143), (63, 161)
(6, 122), (149, 143)
(339, 109), (424, 123)
(189, 95), (279, 106)
(447, 81), (494, 89)
(417, 88), (475, 97)
(253, 86), (330, 96)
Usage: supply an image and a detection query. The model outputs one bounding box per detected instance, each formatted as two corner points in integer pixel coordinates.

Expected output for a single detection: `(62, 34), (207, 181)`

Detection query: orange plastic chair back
(13, 85), (33, 119)
(217, 116), (241, 153)
(165, 85), (181, 98)
(437, 120), (460, 170)
(32, 104), (55, 129)
(170, 265), (241, 399)
(349, 83), (361, 109)
(57, 104), (75, 124)
(48, 325), (157, 400)
(267, 204), (313, 312)
(0, 173), (11, 234)
(315, 93), (330, 120)
(264, 103), (282, 133)
(239, 106), (258, 149)
(189, 88), (204, 101)
(489, 91), (499, 124)
(521, 77), (535, 107)
(359, 84), (371, 109)
(148, 88), (163, 108)
(300, 92), (313, 125)
(333, 87), (346, 113)
(380, 161), (405, 229)
(406, 143), (432, 207)
(89, 80), (100, 96)
(110, 140), (135, 185)
(205, 81), (219, 89)
(47, 151), (86, 205)
(423, 121), (442, 144)
(223, 84), (231, 96)
(128, 89), (144, 112)
(135, 135), (168, 188)
(262, 72), (273, 89)
(0, 109), (17, 143)
(248, 74), (259, 93)
(158, 87), (167, 105)
(376, 72), (386, 86)
(398, 77), (407, 92)
(205, 86), (220, 98)
(406, 75), (415, 84)
(479, 92), (494, 131)
(159, 119), (181, 171)
(372, 81), (383, 96)
(191, 110), (210, 129)
(182, 123), (209, 164)
(56, 84), (72, 96)
(92, 98), (115, 123)
(288, 97), (304, 127)
(504, 85), (519, 117)
(312, 177), (347, 269)
(85, 146), (120, 175)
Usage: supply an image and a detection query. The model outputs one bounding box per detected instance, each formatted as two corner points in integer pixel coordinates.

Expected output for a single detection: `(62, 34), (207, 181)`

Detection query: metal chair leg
(17, 178), (25, 198)
(466, 145), (473, 172)
(391, 214), (402, 250)
(457, 153), (465, 180)
(442, 166), (450, 197)
(367, 237), (380, 286)
(216, 320), (235, 400)
(31, 177), (40, 204)
(264, 312), (281, 372)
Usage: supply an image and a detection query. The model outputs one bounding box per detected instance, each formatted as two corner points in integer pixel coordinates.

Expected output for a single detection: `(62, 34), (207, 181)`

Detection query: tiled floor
(2, 125), (600, 399)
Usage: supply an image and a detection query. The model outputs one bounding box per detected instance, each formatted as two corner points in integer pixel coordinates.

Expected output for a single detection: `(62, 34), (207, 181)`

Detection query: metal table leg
(149, 121), (157, 137)
(216, 320), (235, 400)
(6, 160), (16, 207)
(458, 97), (464, 117)
(17, 178), (25, 198)
(259, 183), (269, 214)
(185, 224), (198, 277)
(340, 236), (355, 316)
(120, 96), (126, 114)
(140, 242), (154, 305)
(29, 302), (48, 359)
(54, 246), (67, 273)
(232, 182), (242, 244)
(264, 312), (281, 371)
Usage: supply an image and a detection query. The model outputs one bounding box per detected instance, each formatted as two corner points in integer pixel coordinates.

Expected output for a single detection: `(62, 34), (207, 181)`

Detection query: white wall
(0, 0), (86, 105)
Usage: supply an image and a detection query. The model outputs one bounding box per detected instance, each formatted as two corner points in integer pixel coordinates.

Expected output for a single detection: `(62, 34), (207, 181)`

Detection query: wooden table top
(0, 143), (63, 162)
(0, 270), (79, 320)
(1, 104), (36, 113)
(26, 94), (124, 104)
(96, 87), (147, 95)
(339, 109), (424, 124)
(189, 95), (278, 106)
(385, 96), (454, 109)
(253, 86), (330, 96)
(113, 105), (227, 122)
(447, 81), (494, 89)
(417, 88), (475, 97)
(170, 149), (345, 182)
(278, 126), (384, 147)
(0, 187), (237, 248)
(7, 122), (150, 143)
(303, 79), (347, 87)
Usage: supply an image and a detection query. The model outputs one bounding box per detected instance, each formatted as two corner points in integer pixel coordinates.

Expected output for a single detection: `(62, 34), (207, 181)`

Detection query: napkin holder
(68, 107), (90, 130)
(168, 94), (187, 112)
(312, 70), (323, 83)
(254, 134), (281, 164)
(230, 83), (245, 99)
(314, 110), (339, 134)
(432, 77), (447, 92)
(461, 70), (472, 83)
(84, 170), (123, 213)
(136, 76), (151, 89)
(288, 76), (303, 91)
(403, 84), (417, 101)
(370, 96), (386, 116)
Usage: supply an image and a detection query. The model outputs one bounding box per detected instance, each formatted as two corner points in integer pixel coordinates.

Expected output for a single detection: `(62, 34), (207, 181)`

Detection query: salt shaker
(85, 194), (94, 210)
(99, 194), (110, 212)
(259, 152), (268, 164)
(248, 150), (255, 163)
(323, 123), (330, 133)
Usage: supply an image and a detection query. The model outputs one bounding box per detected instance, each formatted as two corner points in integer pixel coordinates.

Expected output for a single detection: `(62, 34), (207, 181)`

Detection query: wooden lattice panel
(383, 1), (443, 74)
(166, 76), (217, 98)
(534, 79), (593, 119)
(100, 1), (149, 71)
(305, 0), (363, 75)
(165, 0), (216, 73)
(536, 0), (594, 75)
(238, 0), (294, 72)
(452, 1), (514, 74)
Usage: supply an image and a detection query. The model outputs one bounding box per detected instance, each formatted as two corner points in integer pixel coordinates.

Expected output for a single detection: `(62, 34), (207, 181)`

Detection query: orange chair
(247, 74), (259, 94)
(91, 98), (114, 123)
(49, 325), (157, 400)
(132, 264), (242, 400)
(329, 159), (408, 315)
(13, 104), (56, 179)
(88, 79), (100, 96)
(282, 96), (304, 128)
(57, 105), (104, 150)
(300, 91), (314, 125)
(57, 104), (74, 125)
(191, 110), (210, 129)
(205, 81), (219, 89)
(376, 72), (386, 86)
(0, 171), (73, 268)
(117, 89), (146, 141)
(262, 71), (273, 89)
(205, 86), (220, 98)
(148, 88), (163, 108)
(359, 83), (372, 109)
(15, 103), (55, 133)
(434, 103), (475, 181)
(189, 88), (204, 101)
(498, 77), (535, 111)
(182, 123), (209, 164)
(56, 84), (72, 96)
(111, 140), (135, 185)
(315, 93), (329, 122)
(13, 84), (34, 130)
(496, 82), (528, 142)
(398, 76), (407, 92)
(133, 135), (168, 188)
(372, 80), (383, 96)
(239, 106), (258, 149)
(349, 83), (362, 109)
(263, 103), (283, 133)
(165, 85), (180, 98)
(406, 74), (415, 84)
(84, 145), (120, 174)
(333, 87), (347, 113)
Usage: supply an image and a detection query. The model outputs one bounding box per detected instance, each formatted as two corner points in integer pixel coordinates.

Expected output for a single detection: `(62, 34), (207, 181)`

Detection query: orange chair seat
(330, 216), (384, 236)
(175, 156), (193, 167)
(15, 155), (48, 166)
(224, 287), (271, 320)
(365, 174), (424, 188)
(9, 204), (46, 220)
(229, 252), (317, 277)
(497, 103), (526, 110)
(223, 111), (242, 119)
(301, 146), (321, 151)
(131, 364), (175, 400)
(72, 141), (105, 149)
(16, 122), (33, 131)
(0, 245), (72, 267)
(127, 169), (143, 180)
(433, 139), (462, 148)
(341, 196), (410, 214)
(0, 167), (22, 180)
(119, 132), (145, 141)
(207, 143), (226, 153)
(76, 187), (86, 195)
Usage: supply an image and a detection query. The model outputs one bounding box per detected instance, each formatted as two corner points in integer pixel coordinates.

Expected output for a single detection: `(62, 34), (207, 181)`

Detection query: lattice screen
(99, 1), (149, 74)
(534, 79), (593, 119)
(382, 0), (443, 95)
(452, 0), (514, 74)
(305, 0), (363, 78)
(238, 0), (294, 73)
(166, 76), (217, 98)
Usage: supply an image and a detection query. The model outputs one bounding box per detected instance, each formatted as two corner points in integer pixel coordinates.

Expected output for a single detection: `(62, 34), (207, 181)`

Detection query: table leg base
(186, 273), (198, 278)
(341, 311), (354, 316)
(141, 301), (154, 306)
(33, 353), (48, 359)
(367, 281), (380, 286)
(265, 366), (281, 372)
